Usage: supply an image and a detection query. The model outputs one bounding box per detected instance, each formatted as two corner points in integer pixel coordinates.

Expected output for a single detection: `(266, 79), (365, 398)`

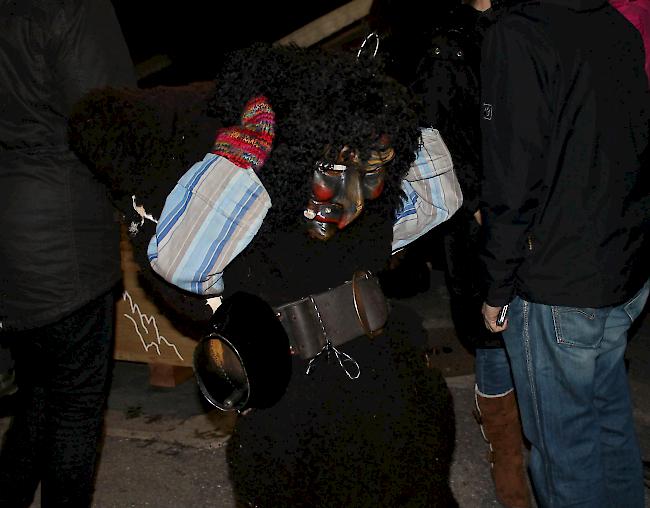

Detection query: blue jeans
(502, 281), (649, 508)
(475, 345), (514, 396)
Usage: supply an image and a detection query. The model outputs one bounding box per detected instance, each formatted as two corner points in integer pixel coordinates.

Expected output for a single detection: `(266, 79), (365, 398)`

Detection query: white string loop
(357, 31), (380, 60)
(305, 339), (361, 380)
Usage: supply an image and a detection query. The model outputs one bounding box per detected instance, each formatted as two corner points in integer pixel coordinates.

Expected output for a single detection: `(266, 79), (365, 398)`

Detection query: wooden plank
(115, 229), (197, 368)
(276, 0), (373, 48)
(148, 364), (194, 388)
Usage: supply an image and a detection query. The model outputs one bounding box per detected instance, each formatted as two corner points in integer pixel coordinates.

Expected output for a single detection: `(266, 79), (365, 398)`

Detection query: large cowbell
(193, 292), (292, 412)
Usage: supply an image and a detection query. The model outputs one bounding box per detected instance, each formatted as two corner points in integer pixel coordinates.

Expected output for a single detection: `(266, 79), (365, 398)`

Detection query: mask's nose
(337, 166), (364, 229)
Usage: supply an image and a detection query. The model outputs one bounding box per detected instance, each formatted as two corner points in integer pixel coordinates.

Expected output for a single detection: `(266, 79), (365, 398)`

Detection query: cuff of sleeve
(485, 284), (514, 308)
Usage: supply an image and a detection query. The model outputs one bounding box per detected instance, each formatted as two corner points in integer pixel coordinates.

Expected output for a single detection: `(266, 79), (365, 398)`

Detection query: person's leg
(0, 290), (115, 508)
(0, 344), (13, 373)
(475, 345), (513, 396)
(475, 346), (529, 508)
(445, 207), (529, 507)
(0, 329), (50, 507)
(504, 296), (607, 507)
(41, 291), (115, 507)
(595, 282), (649, 506)
(0, 342), (16, 398)
(503, 286), (648, 508)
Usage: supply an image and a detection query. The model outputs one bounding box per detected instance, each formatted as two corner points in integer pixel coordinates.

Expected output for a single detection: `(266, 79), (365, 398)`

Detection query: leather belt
(273, 271), (389, 359)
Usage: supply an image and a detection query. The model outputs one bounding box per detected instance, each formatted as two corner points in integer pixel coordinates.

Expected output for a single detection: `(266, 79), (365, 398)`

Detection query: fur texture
(208, 44), (421, 235)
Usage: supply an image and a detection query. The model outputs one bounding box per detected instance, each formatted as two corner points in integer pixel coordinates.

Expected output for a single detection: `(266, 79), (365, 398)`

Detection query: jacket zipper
(527, 234), (534, 252)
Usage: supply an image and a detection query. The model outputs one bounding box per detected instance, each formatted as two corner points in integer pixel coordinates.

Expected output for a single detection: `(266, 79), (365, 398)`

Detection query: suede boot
(474, 389), (530, 508)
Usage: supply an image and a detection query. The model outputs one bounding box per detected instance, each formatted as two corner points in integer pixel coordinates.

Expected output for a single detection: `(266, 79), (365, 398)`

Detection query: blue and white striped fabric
(147, 128), (461, 296)
(392, 128), (462, 252)
(147, 153), (271, 295)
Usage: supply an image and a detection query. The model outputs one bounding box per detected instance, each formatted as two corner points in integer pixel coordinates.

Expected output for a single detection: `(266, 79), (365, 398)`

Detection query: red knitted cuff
(212, 95), (275, 171)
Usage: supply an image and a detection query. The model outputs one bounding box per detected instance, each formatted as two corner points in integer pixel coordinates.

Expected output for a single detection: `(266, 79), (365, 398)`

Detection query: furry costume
(69, 44), (458, 507)
(69, 81), (221, 335)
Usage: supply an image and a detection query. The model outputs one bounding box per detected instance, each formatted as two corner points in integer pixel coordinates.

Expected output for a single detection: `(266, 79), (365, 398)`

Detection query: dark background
(110, 0), (463, 87)
(111, 1), (351, 85)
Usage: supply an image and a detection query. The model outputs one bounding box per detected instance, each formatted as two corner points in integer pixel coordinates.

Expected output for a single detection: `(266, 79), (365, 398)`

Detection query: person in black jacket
(413, 4), (532, 508)
(480, 1), (650, 506)
(0, 0), (135, 505)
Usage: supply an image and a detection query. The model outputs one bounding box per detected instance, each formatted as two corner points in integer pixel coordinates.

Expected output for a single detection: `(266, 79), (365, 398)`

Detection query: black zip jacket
(480, 0), (650, 307)
(0, 0), (135, 331)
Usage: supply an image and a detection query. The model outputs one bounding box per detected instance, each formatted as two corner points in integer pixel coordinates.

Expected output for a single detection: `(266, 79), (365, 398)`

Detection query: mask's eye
(433, 46), (441, 56)
(456, 50), (464, 58)
(312, 161), (344, 201)
(362, 168), (386, 199)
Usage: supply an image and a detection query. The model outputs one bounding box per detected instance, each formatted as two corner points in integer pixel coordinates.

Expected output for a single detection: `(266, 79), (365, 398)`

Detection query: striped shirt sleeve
(392, 128), (463, 252)
(147, 153), (271, 295)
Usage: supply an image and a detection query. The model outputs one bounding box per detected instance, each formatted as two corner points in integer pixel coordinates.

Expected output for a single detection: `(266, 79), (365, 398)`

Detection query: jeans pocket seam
(623, 284), (650, 322)
(552, 306), (601, 349)
(552, 306), (572, 346)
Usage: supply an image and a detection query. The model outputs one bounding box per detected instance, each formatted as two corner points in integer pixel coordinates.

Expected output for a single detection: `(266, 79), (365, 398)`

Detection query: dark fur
(209, 44), (421, 235)
(227, 304), (457, 508)
(69, 81), (222, 330)
(69, 81), (219, 218)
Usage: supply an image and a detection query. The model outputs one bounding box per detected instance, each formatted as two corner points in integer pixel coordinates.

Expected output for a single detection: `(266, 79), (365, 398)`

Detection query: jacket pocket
(552, 306), (608, 349)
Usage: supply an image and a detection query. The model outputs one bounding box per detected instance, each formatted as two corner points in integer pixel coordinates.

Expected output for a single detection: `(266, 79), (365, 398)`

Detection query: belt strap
(274, 272), (388, 359)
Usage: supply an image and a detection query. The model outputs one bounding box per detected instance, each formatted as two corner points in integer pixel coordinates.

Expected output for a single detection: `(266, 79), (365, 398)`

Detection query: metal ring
(356, 32), (380, 59)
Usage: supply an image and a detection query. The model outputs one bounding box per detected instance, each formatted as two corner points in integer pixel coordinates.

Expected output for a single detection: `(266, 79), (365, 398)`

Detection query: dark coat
(480, 0), (650, 307)
(0, 0), (135, 331)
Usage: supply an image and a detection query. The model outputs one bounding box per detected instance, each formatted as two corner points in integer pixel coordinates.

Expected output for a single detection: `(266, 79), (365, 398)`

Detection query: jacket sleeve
(49, 0), (136, 115)
(479, 19), (554, 306)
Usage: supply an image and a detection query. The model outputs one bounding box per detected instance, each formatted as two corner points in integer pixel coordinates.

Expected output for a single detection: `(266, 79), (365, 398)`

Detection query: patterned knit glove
(211, 95), (275, 171)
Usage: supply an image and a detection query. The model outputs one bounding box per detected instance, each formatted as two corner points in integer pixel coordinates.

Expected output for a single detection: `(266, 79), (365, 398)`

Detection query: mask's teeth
(303, 208), (316, 220)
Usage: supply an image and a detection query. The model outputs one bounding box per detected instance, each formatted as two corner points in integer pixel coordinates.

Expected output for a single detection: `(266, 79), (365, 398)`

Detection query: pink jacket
(610, 0), (650, 85)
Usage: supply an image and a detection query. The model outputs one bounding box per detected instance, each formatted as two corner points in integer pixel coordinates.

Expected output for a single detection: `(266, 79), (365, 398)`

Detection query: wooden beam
(276, 0), (373, 48)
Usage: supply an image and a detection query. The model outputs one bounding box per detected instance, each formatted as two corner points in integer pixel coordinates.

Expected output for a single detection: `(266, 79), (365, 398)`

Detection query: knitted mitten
(212, 95), (275, 171)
